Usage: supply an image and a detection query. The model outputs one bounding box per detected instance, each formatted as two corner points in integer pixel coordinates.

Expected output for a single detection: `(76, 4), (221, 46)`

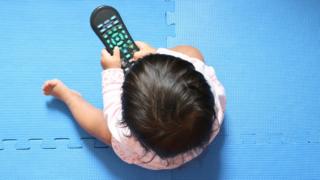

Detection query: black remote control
(90, 5), (139, 73)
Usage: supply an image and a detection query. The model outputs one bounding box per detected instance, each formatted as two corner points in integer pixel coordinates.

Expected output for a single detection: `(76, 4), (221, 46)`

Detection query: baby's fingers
(101, 48), (111, 60)
(134, 41), (147, 49)
(133, 51), (146, 60)
(113, 46), (120, 58)
(101, 49), (111, 69)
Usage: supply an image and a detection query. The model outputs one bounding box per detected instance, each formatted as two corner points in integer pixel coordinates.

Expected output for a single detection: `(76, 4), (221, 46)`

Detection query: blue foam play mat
(0, 0), (319, 179)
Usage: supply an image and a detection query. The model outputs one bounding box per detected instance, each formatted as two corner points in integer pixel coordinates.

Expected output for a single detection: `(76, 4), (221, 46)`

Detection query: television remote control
(90, 5), (139, 73)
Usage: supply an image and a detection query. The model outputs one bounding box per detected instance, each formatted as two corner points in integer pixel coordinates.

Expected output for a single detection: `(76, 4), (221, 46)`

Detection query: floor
(0, 0), (320, 179)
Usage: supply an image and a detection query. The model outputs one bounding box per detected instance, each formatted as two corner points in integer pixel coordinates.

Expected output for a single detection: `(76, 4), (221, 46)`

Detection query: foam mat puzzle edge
(1, 132), (319, 151)
(0, 137), (109, 151)
(0, 0), (175, 154)
(165, 0), (176, 48)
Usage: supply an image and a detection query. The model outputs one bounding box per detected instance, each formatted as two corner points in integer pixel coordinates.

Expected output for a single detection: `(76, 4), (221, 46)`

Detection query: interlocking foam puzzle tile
(168, 0), (320, 179)
(167, 0), (320, 179)
(0, 0), (174, 179)
(2, 0), (320, 179)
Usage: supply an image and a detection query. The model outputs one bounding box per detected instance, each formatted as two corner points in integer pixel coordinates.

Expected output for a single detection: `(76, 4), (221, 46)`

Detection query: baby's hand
(133, 41), (156, 60)
(101, 47), (121, 69)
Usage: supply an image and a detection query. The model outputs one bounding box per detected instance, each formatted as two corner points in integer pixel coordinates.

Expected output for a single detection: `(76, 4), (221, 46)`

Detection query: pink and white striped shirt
(102, 48), (226, 170)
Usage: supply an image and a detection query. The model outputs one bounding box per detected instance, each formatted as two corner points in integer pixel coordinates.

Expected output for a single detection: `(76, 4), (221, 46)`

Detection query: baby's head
(121, 54), (216, 159)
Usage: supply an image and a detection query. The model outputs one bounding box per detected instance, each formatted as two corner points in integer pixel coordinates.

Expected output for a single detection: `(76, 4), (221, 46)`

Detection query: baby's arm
(42, 80), (112, 145)
(61, 88), (112, 145)
(42, 47), (123, 146)
(169, 46), (204, 62)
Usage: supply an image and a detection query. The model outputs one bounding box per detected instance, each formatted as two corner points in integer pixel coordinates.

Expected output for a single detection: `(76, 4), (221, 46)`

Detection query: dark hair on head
(121, 54), (216, 159)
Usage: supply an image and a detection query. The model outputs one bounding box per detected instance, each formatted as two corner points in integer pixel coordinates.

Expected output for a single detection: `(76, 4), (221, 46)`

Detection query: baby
(42, 41), (226, 170)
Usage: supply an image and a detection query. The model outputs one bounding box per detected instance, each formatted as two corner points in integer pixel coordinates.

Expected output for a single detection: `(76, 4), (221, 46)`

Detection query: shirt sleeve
(102, 68), (125, 142)
(101, 68), (138, 164)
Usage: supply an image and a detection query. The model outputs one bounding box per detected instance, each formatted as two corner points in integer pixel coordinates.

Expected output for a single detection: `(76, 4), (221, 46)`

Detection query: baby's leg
(42, 79), (111, 145)
(170, 45), (204, 61)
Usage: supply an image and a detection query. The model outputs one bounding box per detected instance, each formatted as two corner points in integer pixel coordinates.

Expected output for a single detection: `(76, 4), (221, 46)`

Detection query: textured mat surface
(0, 0), (173, 179)
(1, 0), (320, 179)
(168, 0), (320, 179)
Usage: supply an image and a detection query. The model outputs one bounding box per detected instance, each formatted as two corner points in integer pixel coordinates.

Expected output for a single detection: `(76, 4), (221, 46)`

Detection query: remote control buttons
(97, 24), (103, 29)
(113, 20), (119, 25)
(107, 24), (113, 29)
(117, 40), (124, 46)
(124, 67), (130, 73)
(120, 48), (128, 54)
(104, 19), (110, 25)
(111, 39), (116, 45)
(106, 39), (114, 49)
(94, 13), (135, 66)
(112, 32), (119, 37)
(119, 34), (124, 40)
(111, 15), (116, 20)
(100, 28), (107, 33)
(125, 54), (131, 59)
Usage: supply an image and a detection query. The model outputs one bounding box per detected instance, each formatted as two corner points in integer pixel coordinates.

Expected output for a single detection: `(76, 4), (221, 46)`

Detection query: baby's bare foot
(42, 79), (81, 101)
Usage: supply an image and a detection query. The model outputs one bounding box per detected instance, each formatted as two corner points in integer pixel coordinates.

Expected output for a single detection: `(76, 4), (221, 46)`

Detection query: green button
(112, 32), (119, 38)
(121, 30), (126, 34)
(111, 15), (116, 20)
(118, 25), (123, 29)
(119, 34), (124, 40)
(125, 54), (131, 59)
(129, 44), (134, 49)
(112, 27), (117, 32)
(115, 36), (120, 42)
(106, 39), (111, 44)
(110, 44), (114, 48)
(124, 34), (128, 39)
(103, 34), (108, 39)
(127, 40), (132, 44)
(111, 39), (116, 45)
(107, 30), (113, 35)
(122, 49), (128, 53)
(117, 40), (124, 46)
(123, 44), (128, 48)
